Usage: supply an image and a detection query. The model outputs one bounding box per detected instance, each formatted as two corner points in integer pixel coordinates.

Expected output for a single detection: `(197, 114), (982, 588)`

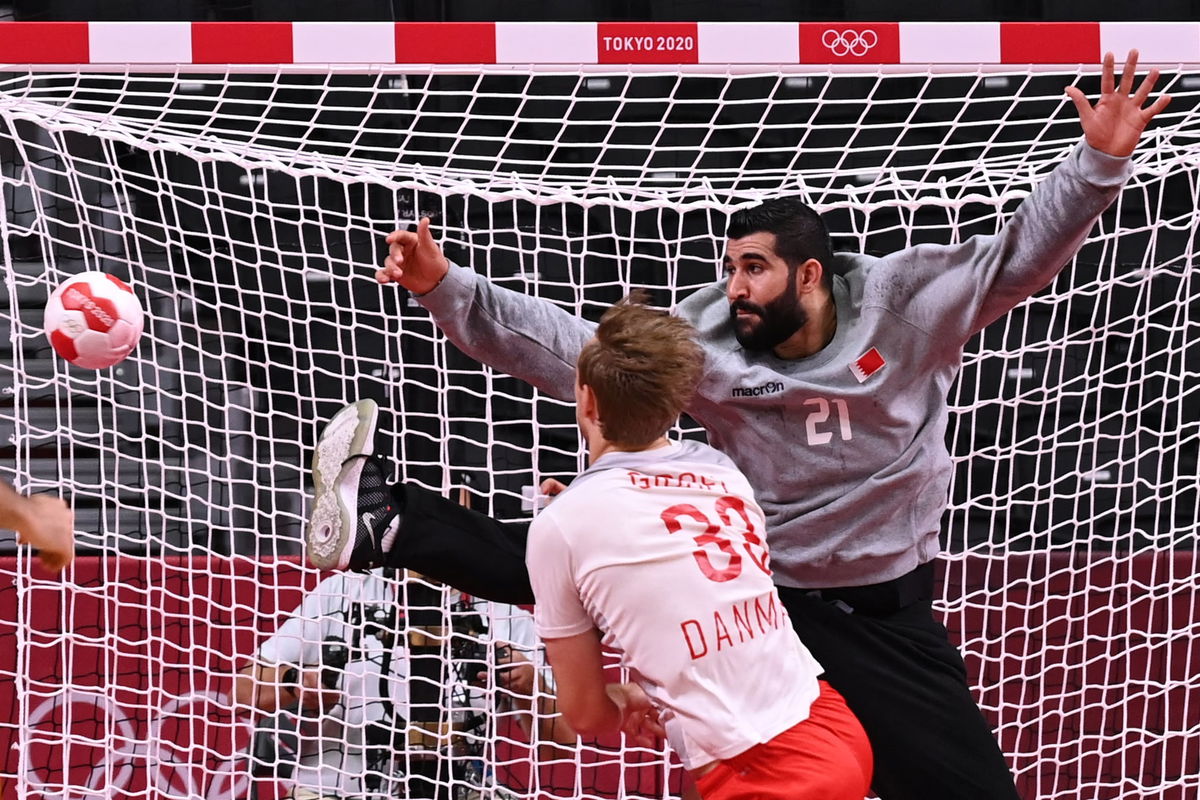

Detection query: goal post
(0, 20), (1198, 800)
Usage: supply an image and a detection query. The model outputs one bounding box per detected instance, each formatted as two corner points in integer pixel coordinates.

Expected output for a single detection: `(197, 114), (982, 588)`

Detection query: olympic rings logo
(821, 29), (879, 57)
(22, 690), (254, 800)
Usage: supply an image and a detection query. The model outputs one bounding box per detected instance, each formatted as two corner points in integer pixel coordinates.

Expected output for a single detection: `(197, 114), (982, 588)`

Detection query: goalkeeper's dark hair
(727, 197), (835, 289)
(576, 292), (704, 449)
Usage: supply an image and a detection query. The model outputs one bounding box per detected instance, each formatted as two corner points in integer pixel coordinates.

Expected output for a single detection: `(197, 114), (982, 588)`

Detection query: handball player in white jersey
(525, 296), (871, 800)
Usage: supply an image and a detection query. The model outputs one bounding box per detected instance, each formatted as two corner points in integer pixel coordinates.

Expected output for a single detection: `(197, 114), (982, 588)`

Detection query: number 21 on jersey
(660, 496), (772, 583)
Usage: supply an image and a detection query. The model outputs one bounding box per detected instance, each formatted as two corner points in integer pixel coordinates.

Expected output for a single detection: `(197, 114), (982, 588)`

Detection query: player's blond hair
(576, 293), (704, 448)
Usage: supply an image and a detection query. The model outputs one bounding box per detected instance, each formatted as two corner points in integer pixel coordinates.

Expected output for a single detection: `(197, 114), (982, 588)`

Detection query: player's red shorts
(693, 680), (873, 800)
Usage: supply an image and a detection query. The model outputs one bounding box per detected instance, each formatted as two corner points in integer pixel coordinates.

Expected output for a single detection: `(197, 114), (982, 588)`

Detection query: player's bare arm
(484, 647), (580, 751)
(542, 629), (664, 747)
(0, 480), (75, 572)
(605, 682), (666, 748)
(541, 629), (616, 735)
(1067, 50), (1171, 157)
(379, 216), (450, 294)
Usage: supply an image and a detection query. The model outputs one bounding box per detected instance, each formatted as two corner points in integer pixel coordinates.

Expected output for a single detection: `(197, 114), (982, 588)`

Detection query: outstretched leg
(306, 400), (534, 605)
(383, 482), (532, 605)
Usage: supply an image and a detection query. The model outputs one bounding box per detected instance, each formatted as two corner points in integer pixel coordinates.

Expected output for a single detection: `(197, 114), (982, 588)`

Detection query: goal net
(1, 22), (1198, 800)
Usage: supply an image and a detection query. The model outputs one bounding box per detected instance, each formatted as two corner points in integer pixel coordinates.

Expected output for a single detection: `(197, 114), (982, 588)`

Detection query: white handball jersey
(255, 570), (540, 798)
(527, 439), (824, 769)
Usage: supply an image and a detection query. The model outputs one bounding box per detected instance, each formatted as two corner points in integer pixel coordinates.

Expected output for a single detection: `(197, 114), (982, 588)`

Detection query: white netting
(0, 64), (1198, 800)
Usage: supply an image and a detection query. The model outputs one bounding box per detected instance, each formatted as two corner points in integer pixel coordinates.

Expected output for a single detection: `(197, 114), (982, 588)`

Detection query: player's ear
(577, 382), (601, 424)
(796, 258), (824, 294)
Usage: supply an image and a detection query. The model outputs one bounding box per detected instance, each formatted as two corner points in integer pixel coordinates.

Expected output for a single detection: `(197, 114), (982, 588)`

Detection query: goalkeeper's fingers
(375, 266), (404, 284)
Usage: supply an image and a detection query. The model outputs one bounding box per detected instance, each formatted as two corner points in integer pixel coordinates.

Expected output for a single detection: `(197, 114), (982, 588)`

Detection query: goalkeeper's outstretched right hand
(380, 216), (450, 296)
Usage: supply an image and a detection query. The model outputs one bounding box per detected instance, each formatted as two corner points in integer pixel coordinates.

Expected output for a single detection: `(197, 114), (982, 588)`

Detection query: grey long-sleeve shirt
(416, 141), (1132, 589)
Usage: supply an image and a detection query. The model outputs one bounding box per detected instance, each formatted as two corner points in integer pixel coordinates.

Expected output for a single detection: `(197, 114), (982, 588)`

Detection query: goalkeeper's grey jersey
(416, 141), (1132, 589)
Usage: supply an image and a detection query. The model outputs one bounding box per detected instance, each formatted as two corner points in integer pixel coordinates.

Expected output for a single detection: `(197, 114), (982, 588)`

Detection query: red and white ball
(43, 272), (144, 369)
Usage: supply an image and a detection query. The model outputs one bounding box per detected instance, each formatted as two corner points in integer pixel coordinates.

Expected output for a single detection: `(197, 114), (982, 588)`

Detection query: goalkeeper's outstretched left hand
(1067, 49), (1171, 158)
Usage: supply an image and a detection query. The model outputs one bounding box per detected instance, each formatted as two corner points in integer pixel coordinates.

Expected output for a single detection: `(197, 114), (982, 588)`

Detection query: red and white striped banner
(0, 21), (1197, 65)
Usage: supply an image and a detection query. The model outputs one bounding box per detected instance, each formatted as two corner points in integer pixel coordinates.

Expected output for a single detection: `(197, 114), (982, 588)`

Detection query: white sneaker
(306, 400), (399, 570)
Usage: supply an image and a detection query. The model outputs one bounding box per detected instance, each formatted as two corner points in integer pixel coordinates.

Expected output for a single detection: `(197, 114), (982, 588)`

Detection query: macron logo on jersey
(731, 380), (784, 398)
(850, 347), (886, 383)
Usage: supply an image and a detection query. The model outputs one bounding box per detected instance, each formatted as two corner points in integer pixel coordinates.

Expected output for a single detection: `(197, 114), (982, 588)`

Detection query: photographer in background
(232, 568), (560, 800)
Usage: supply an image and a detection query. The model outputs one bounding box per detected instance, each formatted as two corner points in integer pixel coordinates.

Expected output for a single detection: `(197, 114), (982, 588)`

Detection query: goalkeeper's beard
(729, 272), (808, 352)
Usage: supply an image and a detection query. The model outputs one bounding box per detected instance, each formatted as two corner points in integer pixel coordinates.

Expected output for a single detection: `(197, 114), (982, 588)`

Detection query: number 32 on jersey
(660, 496), (772, 583)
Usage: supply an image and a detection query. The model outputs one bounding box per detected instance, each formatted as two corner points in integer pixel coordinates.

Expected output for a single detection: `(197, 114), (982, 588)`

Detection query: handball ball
(43, 271), (144, 369)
